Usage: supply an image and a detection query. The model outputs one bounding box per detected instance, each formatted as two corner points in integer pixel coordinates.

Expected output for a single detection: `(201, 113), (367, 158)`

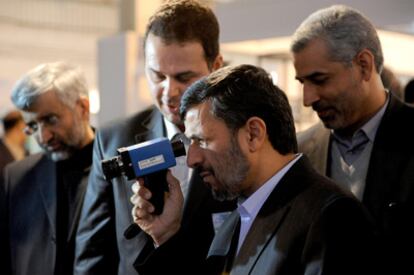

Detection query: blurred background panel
(0, 0), (413, 131)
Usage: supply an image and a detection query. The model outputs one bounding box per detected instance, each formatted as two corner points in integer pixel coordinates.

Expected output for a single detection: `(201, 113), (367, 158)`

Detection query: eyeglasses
(23, 114), (60, 135)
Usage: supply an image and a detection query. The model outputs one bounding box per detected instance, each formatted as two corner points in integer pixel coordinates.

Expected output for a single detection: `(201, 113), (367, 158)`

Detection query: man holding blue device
(74, 1), (235, 274)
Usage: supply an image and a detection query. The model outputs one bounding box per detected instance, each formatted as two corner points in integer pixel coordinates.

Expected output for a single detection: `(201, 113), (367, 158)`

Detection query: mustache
(162, 95), (180, 106)
(312, 101), (331, 112)
(195, 165), (212, 176)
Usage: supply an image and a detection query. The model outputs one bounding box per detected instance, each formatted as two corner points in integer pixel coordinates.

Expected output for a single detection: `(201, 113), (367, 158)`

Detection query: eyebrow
(150, 68), (198, 79)
(296, 72), (326, 81)
(27, 112), (56, 124)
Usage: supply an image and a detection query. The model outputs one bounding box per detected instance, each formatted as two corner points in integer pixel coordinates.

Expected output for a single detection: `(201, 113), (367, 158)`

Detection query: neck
(245, 149), (296, 196)
(338, 78), (387, 137)
(79, 125), (95, 149)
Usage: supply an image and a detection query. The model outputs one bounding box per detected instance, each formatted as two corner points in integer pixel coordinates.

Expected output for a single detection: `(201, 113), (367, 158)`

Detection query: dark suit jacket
(75, 106), (235, 275)
(297, 94), (414, 273)
(0, 139), (15, 187)
(0, 152), (90, 275)
(207, 157), (375, 275)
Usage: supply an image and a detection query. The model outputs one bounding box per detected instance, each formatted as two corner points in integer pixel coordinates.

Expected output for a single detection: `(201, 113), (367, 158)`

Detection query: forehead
(184, 102), (227, 136)
(21, 91), (67, 121)
(145, 34), (209, 74)
(293, 38), (334, 75)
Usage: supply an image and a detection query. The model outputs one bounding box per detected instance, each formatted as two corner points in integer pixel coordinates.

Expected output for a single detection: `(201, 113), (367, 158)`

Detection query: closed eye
(175, 72), (197, 84)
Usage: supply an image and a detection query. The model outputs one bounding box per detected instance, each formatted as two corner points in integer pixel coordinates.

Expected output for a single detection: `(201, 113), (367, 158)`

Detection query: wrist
(153, 222), (181, 246)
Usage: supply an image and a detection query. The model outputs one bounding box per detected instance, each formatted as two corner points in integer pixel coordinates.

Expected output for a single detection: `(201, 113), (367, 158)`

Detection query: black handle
(124, 169), (169, 239)
(124, 223), (140, 239)
(143, 169), (169, 215)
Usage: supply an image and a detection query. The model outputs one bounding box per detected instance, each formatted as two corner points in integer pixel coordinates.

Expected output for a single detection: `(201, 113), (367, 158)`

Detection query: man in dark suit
(0, 62), (95, 275)
(291, 5), (414, 274)
(0, 110), (27, 186)
(74, 1), (234, 274)
(131, 64), (376, 274)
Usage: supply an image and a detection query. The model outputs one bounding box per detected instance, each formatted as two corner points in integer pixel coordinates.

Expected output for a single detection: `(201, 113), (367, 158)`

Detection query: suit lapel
(232, 158), (311, 274)
(208, 211), (240, 257)
(363, 94), (404, 212)
(232, 207), (290, 274)
(37, 156), (57, 237)
(134, 108), (165, 144)
(309, 123), (330, 175)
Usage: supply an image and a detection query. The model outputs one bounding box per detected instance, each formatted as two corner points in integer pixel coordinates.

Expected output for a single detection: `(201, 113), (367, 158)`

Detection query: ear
(211, 54), (223, 72)
(242, 117), (267, 152)
(355, 49), (375, 81)
(76, 97), (90, 119)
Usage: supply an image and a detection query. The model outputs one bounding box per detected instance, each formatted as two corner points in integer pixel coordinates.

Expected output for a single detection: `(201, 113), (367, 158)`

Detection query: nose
(302, 83), (320, 107)
(163, 78), (181, 102)
(186, 143), (203, 169)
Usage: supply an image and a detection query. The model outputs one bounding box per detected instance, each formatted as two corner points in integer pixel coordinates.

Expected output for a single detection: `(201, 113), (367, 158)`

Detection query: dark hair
(180, 64), (298, 154)
(2, 110), (23, 132)
(144, 0), (220, 69)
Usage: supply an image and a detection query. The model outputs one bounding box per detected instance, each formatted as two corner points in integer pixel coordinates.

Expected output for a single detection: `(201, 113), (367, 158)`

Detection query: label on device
(138, 155), (165, 170)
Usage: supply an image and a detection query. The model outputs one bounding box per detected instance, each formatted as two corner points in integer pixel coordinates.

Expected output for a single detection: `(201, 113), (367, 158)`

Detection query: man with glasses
(0, 61), (95, 275)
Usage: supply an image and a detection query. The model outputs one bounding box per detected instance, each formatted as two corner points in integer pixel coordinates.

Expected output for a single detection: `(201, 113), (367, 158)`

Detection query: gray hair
(11, 61), (89, 110)
(291, 5), (383, 73)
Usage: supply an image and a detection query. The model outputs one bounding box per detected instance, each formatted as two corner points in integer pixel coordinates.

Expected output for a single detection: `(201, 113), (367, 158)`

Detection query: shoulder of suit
(97, 105), (159, 136)
(284, 157), (356, 210)
(297, 123), (328, 145)
(377, 96), (414, 145)
(4, 152), (47, 174)
(305, 160), (356, 202)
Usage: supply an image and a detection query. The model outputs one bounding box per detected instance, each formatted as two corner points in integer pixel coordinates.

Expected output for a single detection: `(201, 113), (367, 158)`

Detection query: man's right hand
(130, 170), (184, 246)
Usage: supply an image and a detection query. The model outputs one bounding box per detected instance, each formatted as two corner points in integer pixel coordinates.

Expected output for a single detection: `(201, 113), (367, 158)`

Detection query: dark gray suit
(207, 157), (375, 275)
(75, 106), (235, 275)
(0, 151), (91, 275)
(298, 94), (414, 273)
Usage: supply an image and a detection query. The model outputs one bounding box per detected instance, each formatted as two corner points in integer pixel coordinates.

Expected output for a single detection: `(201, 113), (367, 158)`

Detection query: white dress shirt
(236, 154), (302, 254)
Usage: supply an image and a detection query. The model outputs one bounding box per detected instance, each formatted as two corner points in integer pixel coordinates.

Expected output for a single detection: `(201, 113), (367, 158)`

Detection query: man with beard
(74, 1), (234, 274)
(291, 5), (414, 274)
(0, 62), (95, 275)
(130, 64), (376, 274)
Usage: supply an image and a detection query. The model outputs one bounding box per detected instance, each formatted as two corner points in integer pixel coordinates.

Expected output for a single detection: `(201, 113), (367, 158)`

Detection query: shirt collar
(364, 92), (389, 142)
(163, 117), (182, 140)
(163, 117), (191, 147)
(237, 153), (303, 220)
